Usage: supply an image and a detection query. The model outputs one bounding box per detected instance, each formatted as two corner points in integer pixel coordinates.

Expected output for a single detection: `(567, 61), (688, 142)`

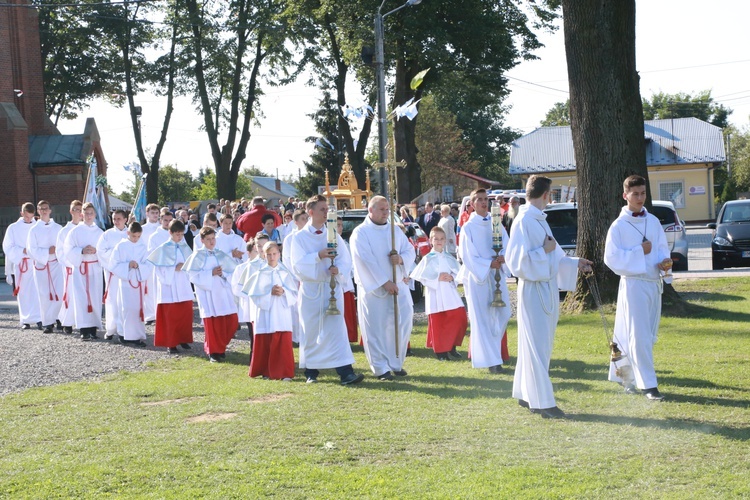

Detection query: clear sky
(57, 0), (750, 191)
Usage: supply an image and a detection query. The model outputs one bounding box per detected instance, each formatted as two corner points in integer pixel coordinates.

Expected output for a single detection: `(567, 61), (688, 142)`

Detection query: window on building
(658, 180), (685, 209)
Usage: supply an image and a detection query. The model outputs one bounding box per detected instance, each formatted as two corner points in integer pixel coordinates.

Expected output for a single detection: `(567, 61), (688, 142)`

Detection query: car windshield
(338, 210), (406, 241)
(545, 209), (577, 247)
(721, 204), (750, 223)
(650, 205), (678, 226)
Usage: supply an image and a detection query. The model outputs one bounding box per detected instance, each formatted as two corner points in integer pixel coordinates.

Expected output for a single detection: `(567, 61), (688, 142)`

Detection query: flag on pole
(132, 174), (148, 223)
(84, 157), (108, 230)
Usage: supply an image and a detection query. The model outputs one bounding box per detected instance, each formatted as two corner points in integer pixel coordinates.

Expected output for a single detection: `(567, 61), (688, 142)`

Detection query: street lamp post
(374, 0), (422, 197)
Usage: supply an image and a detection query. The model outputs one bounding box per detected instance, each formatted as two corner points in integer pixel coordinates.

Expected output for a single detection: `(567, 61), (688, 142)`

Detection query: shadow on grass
(677, 291), (745, 303)
(358, 374), (514, 400)
(568, 413), (750, 441)
(662, 301), (750, 321)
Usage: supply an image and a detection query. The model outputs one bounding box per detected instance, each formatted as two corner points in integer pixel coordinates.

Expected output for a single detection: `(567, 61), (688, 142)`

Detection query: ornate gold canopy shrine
(324, 155), (372, 209)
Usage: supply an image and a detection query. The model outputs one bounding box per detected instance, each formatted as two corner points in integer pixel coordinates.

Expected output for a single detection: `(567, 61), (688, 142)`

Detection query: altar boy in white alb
(604, 175), (671, 401)
(26, 200), (62, 333)
(97, 209), (128, 340)
(112, 222), (153, 346)
(506, 175), (592, 419)
(350, 196), (416, 381)
(56, 200), (83, 334)
(140, 203), (162, 323)
(457, 189), (511, 373)
(2, 202), (41, 329)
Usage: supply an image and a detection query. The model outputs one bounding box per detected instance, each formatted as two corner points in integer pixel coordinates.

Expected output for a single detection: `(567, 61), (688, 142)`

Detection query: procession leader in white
(2, 203), (41, 328)
(456, 189), (511, 372)
(289, 195), (362, 385)
(63, 202), (104, 339)
(56, 200), (83, 333)
(350, 196), (416, 379)
(26, 200), (63, 332)
(506, 175), (592, 419)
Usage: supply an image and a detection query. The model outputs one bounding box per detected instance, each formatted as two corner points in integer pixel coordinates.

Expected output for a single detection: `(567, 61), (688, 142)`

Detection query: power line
(0, 0), (163, 8)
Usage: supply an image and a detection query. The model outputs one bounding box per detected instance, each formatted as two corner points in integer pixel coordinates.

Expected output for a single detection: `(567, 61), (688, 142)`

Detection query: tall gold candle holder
(491, 205), (506, 308)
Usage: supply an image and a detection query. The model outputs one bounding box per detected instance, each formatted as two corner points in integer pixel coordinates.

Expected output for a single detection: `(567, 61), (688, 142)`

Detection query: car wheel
(712, 255), (724, 271)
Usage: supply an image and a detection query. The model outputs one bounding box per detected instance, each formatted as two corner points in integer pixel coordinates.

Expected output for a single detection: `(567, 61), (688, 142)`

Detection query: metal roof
(28, 134), (86, 165)
(251, 176), (297, 198)
(509, 117), (726, 175)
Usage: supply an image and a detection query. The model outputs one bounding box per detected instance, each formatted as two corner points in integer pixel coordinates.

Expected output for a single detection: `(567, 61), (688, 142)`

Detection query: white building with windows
(508, 117), (726, 222)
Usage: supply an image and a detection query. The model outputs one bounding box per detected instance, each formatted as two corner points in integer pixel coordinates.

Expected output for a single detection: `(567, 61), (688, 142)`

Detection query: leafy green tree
(642, 90), (732, 128)
(157, 165), (198, 203)
(725, 125), (750, 199)
(540, 100), (571, 127)
(192, 167), (253, 201)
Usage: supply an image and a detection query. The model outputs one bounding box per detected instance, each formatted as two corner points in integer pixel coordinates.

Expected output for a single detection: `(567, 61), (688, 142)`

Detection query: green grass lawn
(1, 279), (749, 498)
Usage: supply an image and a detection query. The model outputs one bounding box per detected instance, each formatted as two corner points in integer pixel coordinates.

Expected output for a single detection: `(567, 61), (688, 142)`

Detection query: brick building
(0, 0), (107, 221)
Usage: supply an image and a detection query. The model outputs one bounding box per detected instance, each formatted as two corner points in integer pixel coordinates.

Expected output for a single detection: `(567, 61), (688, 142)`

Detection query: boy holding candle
(410, 227), (467, 360)
(457, 189), (511, 373)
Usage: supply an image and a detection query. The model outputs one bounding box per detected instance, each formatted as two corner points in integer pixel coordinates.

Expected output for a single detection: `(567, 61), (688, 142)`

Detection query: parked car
(338, 208), (431, 302)
(542, 200), (689, 270)
(707, 199), (750, 270)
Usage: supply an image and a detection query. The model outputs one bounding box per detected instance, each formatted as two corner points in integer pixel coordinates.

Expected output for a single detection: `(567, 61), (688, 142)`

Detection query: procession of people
(3, 174), (669, 416)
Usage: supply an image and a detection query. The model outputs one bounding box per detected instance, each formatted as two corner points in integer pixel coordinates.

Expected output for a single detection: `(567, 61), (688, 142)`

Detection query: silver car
(543, 200), (689, 270)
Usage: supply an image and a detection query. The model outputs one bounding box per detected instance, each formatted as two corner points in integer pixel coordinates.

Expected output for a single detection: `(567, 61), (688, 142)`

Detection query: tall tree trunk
(561, 0), (651, 309)
(393, 57), (421, 203)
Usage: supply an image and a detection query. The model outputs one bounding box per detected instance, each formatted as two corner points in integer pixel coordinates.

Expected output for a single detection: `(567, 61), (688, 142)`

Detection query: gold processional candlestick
(325, 204), (340, 315)
(491, 205), (506, 307)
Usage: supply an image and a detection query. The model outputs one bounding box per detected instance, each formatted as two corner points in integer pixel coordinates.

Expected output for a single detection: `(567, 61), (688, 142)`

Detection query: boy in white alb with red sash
(2, 202), (41, 329)
(506, 175), (592, 419)
(63, 202), (104, 340)
(604, 175), (670, 401)
(111, 222), (153, 346)
(410, 227), (467, 360)
(140, 203), (161, 324)
(147, 219), (194, 354)
(97, 209), (128, 340)
(350, 196), (415, 381)
(243, 242), (297, 380)
(457, 189), (510, 374)
(26, 200), (63, 333)
(184, 226), (239, 362)
(56, 200), (82, 334)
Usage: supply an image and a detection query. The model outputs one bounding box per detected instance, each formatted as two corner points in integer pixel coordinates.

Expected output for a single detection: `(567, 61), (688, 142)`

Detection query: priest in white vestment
(604, 175), (670, 401)
(350, 196), (416, 380)
(2, 203), (41, 328)
(289, 195), (364, 386)
(506, 175), (591, 419)
(457, 189), (511, 372)
(26, 200), (63, 333)
(63, 202), (104, 340)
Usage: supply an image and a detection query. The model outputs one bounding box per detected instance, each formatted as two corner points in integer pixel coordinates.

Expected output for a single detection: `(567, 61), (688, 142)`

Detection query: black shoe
(21, 324), (31, 330)
(63, 326), (73, 334)
(167, 347), (179, 354)
(131, 340), (147, 347)
(56, 320), (63, 331)
(36, 321), (43, 330)
(118, 336), (130, 345)
(377, 372), (394, 381)
(104, 334), (114, 341)
(518, 399), (530, 409)
(209, 354), (221, 363)
(43, 325), (54, 334)
(146, 320), (155, 326)
(306, 377), (317, 384)
(449, 347), (462, 359)
(81, 333), (91, 341)
(405, 348), (413, 357)
(436, 352), (451, 361)
(340, 373), (365, 386)
(643, 388), (664, 401)
(488, 364), (503, 374)
(89, 332), (99, 340)
(218, 353), (226, 359)
(180, 343), (192, 350)
(623, 384), (638, 395)
(533, 406), (566, 419)
(393, 369), (408, 377)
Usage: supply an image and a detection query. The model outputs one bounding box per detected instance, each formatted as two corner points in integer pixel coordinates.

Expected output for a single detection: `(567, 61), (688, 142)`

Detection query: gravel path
(0, 288), (516, 397)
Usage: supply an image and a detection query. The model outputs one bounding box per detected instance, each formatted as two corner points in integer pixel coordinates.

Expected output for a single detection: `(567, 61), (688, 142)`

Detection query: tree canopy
(642, 90), (732, 128)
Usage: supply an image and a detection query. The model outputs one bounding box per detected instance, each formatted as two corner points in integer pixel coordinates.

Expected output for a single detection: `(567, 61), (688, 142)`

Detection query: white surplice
(63, 222), (104, 329)
(281, 229), (302, 343)
(184, 249), (238, 319)
(112, 239), (153, 340)
(140, 221), (160, 321)
(97, 227), (128, 336)
(350, 217), (415, 375)
(244, 262), (298, 334)
(27, 219), (63, 327)
(55, 221), (78, 327)
(2, 218), (41, 325)
(456, 212), (511, 368)
(604, 207), (669, 390)
(506, 204), (579, 410)
(411, 251), (464, 314)
(290, 223), (355, 370)
(147, 238), (194, 304)
(216, 230), (248, 268)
